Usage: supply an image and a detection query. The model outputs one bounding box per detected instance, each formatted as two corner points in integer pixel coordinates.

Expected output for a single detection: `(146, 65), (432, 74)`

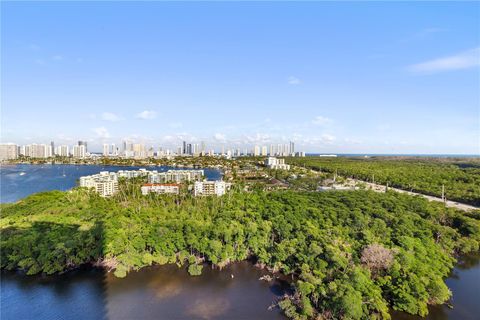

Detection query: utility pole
(442, 184), (446, 204)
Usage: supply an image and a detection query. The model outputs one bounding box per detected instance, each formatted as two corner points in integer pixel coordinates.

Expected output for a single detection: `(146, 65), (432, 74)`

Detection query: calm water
(0, 165), (479, 319)
(1, 262), (290, 320)
(0, 164), (222, 203)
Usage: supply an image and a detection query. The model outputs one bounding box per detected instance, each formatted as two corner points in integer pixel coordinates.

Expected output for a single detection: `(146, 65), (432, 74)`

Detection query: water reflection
(105, 262), (288, 320)
(1, 255), (479, 320)
(0, 267), (108, 320)
(391, 253), (480, 320)
(186, 297), (231, 319)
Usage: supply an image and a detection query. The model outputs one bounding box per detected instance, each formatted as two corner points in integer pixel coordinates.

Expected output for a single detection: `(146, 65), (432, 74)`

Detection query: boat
(19, 172), (26, 176)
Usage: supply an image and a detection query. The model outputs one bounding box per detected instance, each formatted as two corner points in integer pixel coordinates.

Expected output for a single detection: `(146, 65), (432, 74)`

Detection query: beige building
(141, 183), (179, 195)
(193, 181), (230, 197)
(265, 157), (290, 170)
(148, 170), (204, 184)
(79, 171), (118, 197)
(0, 143), (18, 160)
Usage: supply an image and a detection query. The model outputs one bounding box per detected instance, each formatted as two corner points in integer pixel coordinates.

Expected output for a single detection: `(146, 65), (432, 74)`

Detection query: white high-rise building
(111, 143), (117, 156)
(0, 143), (18, 160)
(56, 145), (69, 157)
(23, 144), (51, 158)
(72, 145), (86, 158)
(261, 146), (268, 156)
(18, 145), (26, 156)
(103, 144), (109, 156)
(269, 144), (275, 156)
(254, 145), (260, 156)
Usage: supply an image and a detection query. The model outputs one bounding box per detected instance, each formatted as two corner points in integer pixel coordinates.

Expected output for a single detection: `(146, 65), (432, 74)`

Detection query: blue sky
(1, 2), (479, 154)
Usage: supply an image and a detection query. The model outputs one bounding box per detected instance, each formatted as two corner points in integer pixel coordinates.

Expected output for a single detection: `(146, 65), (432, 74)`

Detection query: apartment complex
(265, 157), (291, 170)
(117, 169), (150, 179)
(16, 144), (53, 158)
(72, 145), (86, 158)
(5, 139), (305, 159)
(141, 184), (179, 195)
(193, 181), (230, 197)
(79, 171), (119, 197)
(148, 170), (204, 184)
(0, 143), (18, 160)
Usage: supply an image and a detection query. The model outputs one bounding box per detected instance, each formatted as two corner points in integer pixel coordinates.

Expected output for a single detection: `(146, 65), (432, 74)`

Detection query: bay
(0, 164), (478, 320)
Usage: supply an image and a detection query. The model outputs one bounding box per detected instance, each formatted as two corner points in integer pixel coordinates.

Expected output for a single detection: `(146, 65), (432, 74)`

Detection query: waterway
(0, 164), (478, 319)
(0, 164), (221, 203)
(1, 262), (291, 320)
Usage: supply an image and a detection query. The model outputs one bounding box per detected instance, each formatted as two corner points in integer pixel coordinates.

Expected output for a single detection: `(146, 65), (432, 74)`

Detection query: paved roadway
(307, 168), (479, 212)
(349, 179), (479, 212)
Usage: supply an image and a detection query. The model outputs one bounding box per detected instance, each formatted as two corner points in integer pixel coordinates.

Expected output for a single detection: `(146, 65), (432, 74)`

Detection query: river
(0, 164), (479, 319)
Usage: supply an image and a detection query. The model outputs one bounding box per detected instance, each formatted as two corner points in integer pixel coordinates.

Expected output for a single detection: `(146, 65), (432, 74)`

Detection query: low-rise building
(148, 169), (204, 184)
(141, 183), (179, 195)
(79, 171), (118, 197)
(117, 169), (149, 179)
(193, 181), (230, 197)
(265, 157), (290, 170)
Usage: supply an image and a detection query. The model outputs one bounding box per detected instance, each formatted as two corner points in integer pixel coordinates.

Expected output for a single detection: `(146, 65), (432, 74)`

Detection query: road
(347, 178), (479, 212)
(307, 169), (479, 212)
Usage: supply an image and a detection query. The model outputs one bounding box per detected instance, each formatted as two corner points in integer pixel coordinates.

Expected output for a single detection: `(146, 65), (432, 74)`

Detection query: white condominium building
(20, 144), (52, 158)
(141, 183), (179, 195)
(79, 171), (118, 197)
(72, 145), (86, 158)
(148, 170), (204, 184)
(56, 145), (69, 157)
(117, 169), (150, 179)
(193, 181), (230, 197)
(265, 157), (290, 170)
(0, 143), (18, 160)
(254, 145), (261, 156)
(103, 144), (109, 156)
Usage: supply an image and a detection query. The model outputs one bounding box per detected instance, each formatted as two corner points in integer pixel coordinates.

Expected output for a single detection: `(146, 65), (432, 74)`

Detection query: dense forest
(1, 184), (479, 319)
(287, 157), (480, 206)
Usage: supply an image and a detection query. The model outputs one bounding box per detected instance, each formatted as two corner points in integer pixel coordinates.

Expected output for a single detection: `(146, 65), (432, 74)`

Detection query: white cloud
(320, 134), (336, 144)
(377, 124), (391, 131)
(408, 47), (480, 73)
(101, 112), (122, 122)
(52, 55), (63, 61)
(300, 134), (336, 146)
(213, 133), (227, 143)
(92, 127), (111, 139)
(287, 76), (301, 85)
(56, 133), (75, 143)
(344, 137), (363, 144)
(312, 116), (333, 126)
(169, 122), (183, 129)
(136, 110), (157, 120)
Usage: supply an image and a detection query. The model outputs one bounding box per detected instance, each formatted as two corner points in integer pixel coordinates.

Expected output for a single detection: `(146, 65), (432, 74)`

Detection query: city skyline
(0, 138), (301, 158)
(1, 2), (479, 154)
